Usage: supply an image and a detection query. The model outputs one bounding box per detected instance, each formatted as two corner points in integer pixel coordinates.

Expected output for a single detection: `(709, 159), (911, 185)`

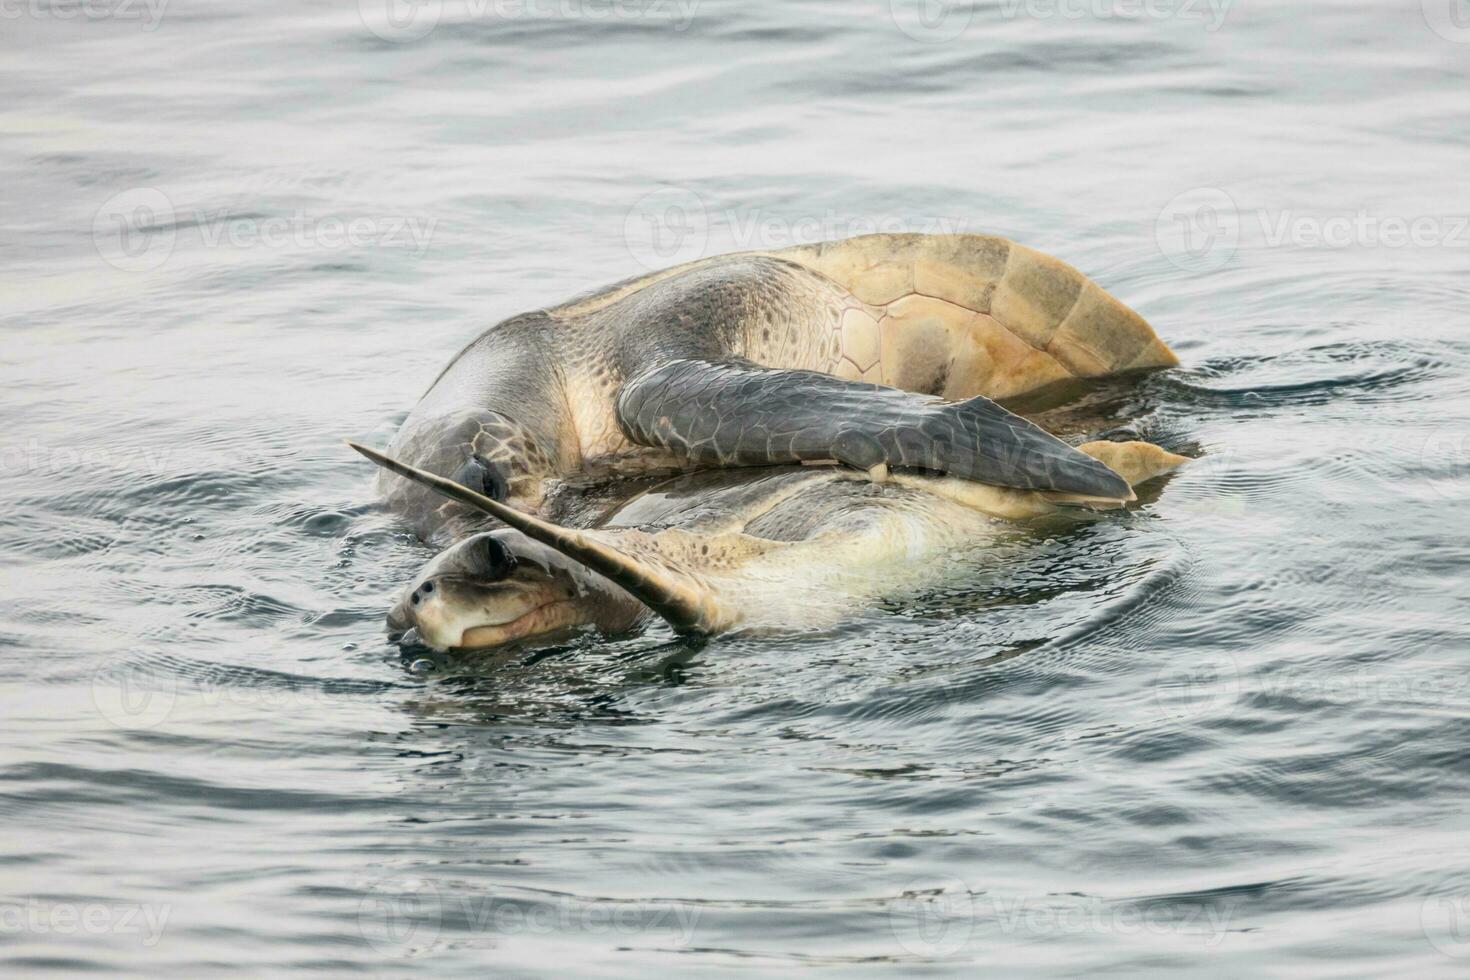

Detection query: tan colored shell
(763, 234), (1178, 400)
(550, 233), (1177, 404)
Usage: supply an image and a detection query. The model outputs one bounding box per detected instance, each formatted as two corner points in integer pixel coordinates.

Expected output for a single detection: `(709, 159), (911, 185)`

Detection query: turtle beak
(386, 597), (412, 638)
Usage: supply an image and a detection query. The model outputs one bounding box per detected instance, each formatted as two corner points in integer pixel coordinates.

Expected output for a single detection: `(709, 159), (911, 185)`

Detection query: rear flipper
(1030, 440), (1190, 510)
(1063, 441), (1191, 500)
(615, 358), (1134, 500)
(893, 440), (1190, 520)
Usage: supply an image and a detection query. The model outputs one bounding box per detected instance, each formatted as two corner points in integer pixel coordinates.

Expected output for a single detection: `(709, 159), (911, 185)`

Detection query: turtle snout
(391, 575), (459, 650)
(409, 579), (437, 608)
(386, 577), (442, 639)
(389, 574), (523, 652)
(386, 593), (413, 637)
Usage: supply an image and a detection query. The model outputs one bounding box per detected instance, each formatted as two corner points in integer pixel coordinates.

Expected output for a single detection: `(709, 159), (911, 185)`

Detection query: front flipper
(615, 358), (1134, 500)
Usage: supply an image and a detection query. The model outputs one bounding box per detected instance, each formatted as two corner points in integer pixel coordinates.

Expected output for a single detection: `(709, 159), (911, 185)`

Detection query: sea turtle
(351, 438), (1189, 651)
(379, 233), (1178, 545)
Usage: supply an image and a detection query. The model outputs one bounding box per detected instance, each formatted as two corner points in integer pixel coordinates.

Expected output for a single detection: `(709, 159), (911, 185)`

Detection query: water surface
(4, 0), (1470, 974)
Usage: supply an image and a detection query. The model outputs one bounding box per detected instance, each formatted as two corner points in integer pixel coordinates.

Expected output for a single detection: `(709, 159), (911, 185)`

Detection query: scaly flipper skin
(616, 358), (1134, 500)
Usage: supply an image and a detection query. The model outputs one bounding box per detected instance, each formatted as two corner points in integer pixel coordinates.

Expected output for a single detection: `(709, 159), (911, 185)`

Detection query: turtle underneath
(352, 438), (1189, 651)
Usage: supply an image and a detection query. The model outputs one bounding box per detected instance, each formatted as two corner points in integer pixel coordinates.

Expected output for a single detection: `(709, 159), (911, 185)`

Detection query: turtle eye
(477, 536), (518, 582)
(456, 454), (509, 503)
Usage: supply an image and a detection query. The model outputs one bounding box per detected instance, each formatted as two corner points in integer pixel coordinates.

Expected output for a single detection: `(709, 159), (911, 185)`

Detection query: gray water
(4, 0), (1470, 975)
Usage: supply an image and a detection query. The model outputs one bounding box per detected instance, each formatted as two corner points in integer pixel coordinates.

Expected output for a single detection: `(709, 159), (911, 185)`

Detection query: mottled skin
(387, 441), (1190, 652)
(381, 234), (1177, 545)
(616, 358), (1117, 492)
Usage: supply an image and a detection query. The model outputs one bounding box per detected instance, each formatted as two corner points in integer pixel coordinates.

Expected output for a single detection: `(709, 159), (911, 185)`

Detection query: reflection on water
(3, 0), (1470, 974)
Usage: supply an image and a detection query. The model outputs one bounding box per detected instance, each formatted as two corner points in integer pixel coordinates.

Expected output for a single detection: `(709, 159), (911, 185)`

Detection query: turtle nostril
(421, 581), (435, 594)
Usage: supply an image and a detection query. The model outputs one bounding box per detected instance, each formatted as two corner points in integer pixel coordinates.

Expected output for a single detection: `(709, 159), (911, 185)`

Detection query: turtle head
(354, 440), (723, 652)
(390, 530), (645, 652)
(379, 410), (558, 542)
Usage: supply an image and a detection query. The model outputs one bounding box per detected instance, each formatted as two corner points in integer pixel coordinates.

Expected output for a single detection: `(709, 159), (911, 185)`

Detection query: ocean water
(3, 0), (1470, 974)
